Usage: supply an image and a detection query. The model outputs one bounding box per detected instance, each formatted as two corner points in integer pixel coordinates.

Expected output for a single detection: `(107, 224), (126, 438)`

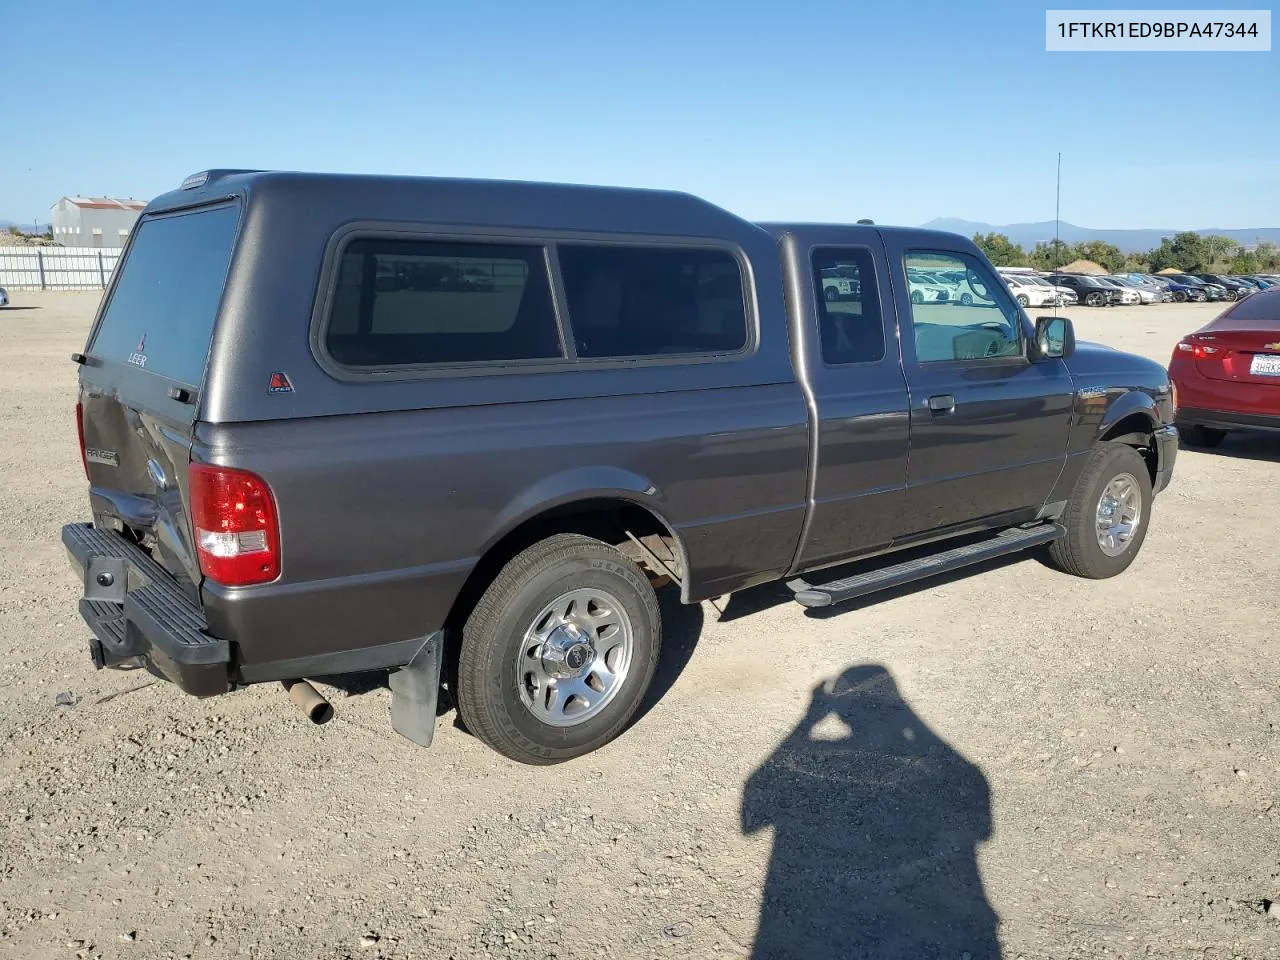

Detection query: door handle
(928, 394), (956, 415)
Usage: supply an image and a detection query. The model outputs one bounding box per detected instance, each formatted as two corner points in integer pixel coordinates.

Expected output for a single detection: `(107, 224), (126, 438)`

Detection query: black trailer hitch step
(787, 522), (1065, 609)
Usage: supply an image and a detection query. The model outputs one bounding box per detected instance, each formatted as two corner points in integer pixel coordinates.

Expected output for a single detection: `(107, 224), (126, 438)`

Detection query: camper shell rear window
(90, 203), (240, 386)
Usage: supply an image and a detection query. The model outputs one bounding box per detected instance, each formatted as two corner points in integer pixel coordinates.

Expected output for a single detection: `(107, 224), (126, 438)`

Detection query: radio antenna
(1055, 151), (1062, 269)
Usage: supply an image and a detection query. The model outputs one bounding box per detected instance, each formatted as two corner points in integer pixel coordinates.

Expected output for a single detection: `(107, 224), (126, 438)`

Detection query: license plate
(1249, 354), (1280, 377)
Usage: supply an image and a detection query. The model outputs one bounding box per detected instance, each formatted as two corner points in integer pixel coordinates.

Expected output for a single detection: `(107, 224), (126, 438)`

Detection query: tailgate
(78, 202), (241, 595)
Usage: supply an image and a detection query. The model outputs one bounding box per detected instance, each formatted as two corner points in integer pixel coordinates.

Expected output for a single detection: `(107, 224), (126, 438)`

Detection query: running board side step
(788, 523), (1065, 609)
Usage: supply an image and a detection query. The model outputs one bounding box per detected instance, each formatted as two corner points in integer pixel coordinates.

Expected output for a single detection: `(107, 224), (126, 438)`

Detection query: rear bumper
(1176, 407), (1280, 434)
(61, 523), (232, 696)
(1153, 424), (1178, 494)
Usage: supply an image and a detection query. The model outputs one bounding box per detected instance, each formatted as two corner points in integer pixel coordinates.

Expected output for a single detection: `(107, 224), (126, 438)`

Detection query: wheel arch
(443, 472), (690, 642)
(1098, 401), (1159, 484)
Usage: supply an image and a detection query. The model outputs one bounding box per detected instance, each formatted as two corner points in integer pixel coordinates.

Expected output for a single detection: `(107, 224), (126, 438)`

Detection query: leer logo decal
(127, 333), (148, 368)
(268, 372), (294, 394)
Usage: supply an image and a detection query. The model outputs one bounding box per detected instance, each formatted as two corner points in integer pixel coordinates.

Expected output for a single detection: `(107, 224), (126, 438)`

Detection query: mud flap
(388, 633), (444, 748)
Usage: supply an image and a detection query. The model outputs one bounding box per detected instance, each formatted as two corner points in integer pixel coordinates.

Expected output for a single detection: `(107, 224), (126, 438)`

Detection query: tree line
(972, 231), (1280, 275)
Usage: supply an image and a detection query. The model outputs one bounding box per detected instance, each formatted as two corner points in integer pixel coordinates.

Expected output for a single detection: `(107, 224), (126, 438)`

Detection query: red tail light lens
(75, 402), (89, 479)
(1176, 340), (1222, 359)
(188, 463), (280, 586)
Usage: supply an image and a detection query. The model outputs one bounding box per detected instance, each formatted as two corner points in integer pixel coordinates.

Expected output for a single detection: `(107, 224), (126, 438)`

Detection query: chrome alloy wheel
(1095, 473), (1142, 557)
(515, 588), (634, 726)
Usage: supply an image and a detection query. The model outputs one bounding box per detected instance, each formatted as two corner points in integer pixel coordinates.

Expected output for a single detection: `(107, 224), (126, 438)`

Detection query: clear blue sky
(4, 0), (1277, 230)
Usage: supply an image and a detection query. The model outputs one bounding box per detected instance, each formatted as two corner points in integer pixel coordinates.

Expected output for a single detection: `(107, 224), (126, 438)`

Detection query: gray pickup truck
(62, 170), (1177, 764)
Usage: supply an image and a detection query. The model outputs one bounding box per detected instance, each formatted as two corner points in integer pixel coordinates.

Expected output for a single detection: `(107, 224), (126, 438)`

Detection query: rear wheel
(911, 290), (924, 304)
(1172, 290), (1188, 303)
(1015, 294), (1030, 308)
(1046, 442), (1153, 579)
(1180, 424), (1226, 448)
(824, 286), (839, 302)
(456, 534), (661, 764)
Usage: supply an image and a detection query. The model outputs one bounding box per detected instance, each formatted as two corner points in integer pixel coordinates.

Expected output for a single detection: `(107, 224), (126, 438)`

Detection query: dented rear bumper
(61, 523), (232, 697)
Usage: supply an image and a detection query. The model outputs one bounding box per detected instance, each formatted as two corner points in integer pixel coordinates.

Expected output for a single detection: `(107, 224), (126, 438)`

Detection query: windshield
(90, 204), (240, 386)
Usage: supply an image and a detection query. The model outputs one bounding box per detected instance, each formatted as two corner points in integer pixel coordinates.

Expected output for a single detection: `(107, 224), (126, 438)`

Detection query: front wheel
(1046, 442), (1153, 579)
(456, 534), (661, 764)
(1172, 290), (1188, 303)
(1085, 292), (1105, 307)
(1015, 294), (1030, 307)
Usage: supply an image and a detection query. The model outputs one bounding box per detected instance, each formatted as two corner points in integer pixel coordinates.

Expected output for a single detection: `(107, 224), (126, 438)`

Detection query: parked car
(820, 266), (860, 301)
(1002, 273), (1060, 308)
(1163, 274), (1229, 301)
(1094, 278), (1142, 305)
(906, 269), (952, 304)
(1034, 276), (1079, 305)
(1194, 275), (1253, 301)
(1169, 288), (1280, 446)
(1240, 275), (1278, 290)
(1106, 276), (1166, 304)
(1045, 274), (1122, 307)
(1111, 276), (1171, 303)
(61, 169), (1178, 764)
(1144, 276), (1206, 303)
(0, 286), (8, 308)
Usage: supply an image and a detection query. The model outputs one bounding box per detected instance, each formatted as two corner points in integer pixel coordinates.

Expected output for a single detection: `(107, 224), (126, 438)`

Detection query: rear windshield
(90, 203), (240, 386)
(1214, 290), (1280, 327)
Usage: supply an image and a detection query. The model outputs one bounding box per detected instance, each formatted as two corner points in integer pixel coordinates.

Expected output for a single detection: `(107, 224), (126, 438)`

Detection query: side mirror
(1032, 315), (1075, 360)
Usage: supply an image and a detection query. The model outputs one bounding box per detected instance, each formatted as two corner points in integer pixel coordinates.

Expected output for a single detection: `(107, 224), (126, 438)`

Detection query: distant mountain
(921, 218), (1280, 253)
(0, 220), (51, 234)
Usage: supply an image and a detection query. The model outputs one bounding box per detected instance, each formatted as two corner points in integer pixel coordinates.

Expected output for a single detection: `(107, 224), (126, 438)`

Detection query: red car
(1169, 288), (1280, 446)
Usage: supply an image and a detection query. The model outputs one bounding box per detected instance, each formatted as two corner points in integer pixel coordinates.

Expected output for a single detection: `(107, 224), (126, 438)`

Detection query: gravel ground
(0, 292), (1276, 960)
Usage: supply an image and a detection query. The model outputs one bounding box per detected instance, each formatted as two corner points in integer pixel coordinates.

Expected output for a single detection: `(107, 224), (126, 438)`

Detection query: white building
(50, 197), (146, 248)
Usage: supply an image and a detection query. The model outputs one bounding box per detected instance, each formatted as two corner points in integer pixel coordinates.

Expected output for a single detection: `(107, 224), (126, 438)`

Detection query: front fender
(1097, 390), (1159, 437)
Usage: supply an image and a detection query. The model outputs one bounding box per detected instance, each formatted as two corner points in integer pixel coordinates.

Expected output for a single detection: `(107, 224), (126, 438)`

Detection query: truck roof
(147, 169), (767, 243)
(757, 221), (975, 244)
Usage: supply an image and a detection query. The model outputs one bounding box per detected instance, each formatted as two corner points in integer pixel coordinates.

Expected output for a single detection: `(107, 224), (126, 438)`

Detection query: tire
(1045, 442), (1153, 579)
(1085, 292), (1105, 307)
(960, 292), (973, 306)
(1015, 294), (1030, 308)
(1180, 424), (1226, 448)
(824, 286), (839, 302)
(911, 290), (924, 304)
(456, 534), (661, 765)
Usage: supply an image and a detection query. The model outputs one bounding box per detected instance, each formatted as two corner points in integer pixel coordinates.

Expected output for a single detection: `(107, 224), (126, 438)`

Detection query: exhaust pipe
(281, 680), (334, 724)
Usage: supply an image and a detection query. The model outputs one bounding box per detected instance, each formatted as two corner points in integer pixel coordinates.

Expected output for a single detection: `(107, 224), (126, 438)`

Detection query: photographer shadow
(742, 664), (1000, 959)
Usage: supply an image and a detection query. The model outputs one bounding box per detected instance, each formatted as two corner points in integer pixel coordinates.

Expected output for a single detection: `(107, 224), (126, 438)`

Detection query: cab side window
(904, 251), (1022, 363)
(811, 247), (885, 364)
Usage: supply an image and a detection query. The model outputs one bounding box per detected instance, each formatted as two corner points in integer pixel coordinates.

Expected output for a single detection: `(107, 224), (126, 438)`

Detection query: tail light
(1176, 339), (1222, 359)
(75, 402), (89, 479)
(189, 463), (280, 586)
